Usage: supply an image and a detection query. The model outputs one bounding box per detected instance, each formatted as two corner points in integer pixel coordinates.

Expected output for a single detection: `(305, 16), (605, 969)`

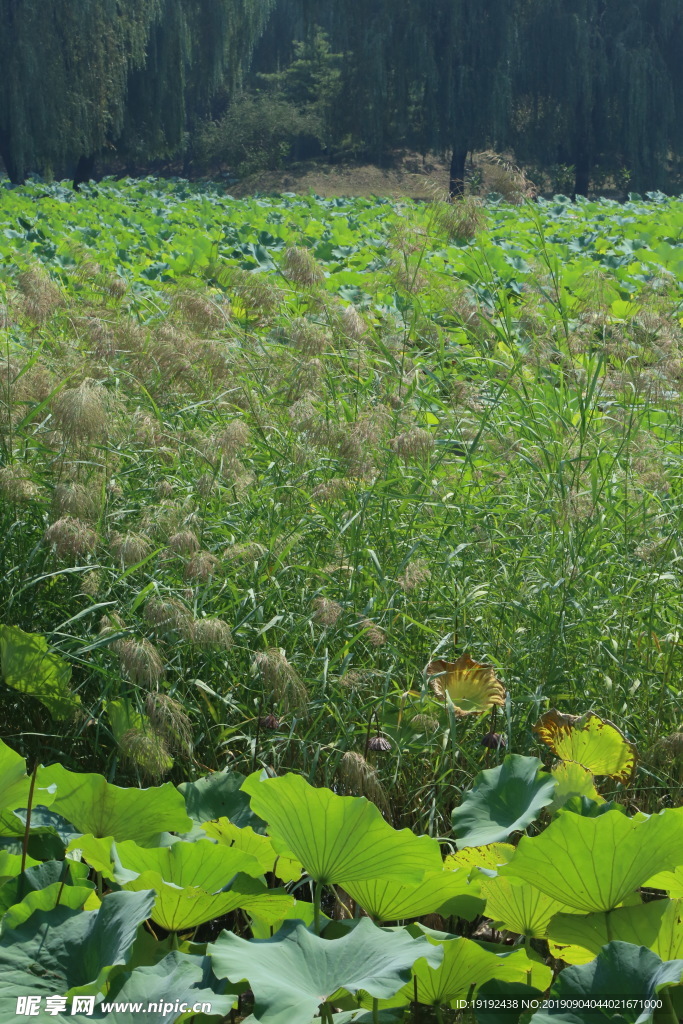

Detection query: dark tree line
(251, 0), (683, 194)
(0, 0), (274, 184)
(1, 0), (682, 193)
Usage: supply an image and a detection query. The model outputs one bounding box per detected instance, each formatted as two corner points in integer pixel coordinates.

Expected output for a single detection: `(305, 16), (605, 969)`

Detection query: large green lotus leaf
(481, 875), (577, 938)
(548, 762), (602, 815)
(209, 916), (443, 1024)
(529, 942), (683, 1024)
(0, 624), (80, 720)
(0, 739), (56, 835)
(180, 768), (263, 830)
(343, 869), (475, 923)
(501, 808), (683, 912)
(202, 818), (303, 883)
(68, 952), (236, 1024)
(643, 866), (683, 897)
(364, 932), (552, 1010)
(0, 859), (96, 928)
(113, 836), (264, 885)
(0, 889), (155, 1010)
(0, 849), (40, 883)
(37, 762), (192, 844)
(452, 755), (557, 848)
(248, 897), (320, 940)
(548, 899), (683, 961)
(124, 870), (294, 932)
(242, 773), (442, 884)
(66, 833), (119, 875)
(2, 882), (97, 930)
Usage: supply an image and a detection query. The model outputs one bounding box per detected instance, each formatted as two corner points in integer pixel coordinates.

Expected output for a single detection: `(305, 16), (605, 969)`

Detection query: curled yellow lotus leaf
(533, 709), (636, 783)
(427, 653), (506, 717)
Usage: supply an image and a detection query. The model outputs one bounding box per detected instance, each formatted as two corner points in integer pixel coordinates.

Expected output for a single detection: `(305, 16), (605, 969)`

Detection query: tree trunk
(449, 147), (468, 198)
(573, 145), (591, 199)
(0, 128), (24, 184)
(73, 154), (96, 191)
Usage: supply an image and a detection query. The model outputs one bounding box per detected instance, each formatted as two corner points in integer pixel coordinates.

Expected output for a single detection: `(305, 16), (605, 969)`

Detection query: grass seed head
(360, 619), (387, 647)
(168, 530), (200, 555)
(254, 648), (308, 712)
(312, 597), (343, 627)
(397, 557), (432, 591)
(44, 517), (97, 559)
(339, 751), (389, 812)
(282, 246), (324, 288)
(223, 541), (267, 563)
(118, 637), (165, 688)
(216, 420), (249, 458)
(118, 728), (171, 782)
(0, 465), (40, 502)
(18, 266), (63, 323)
(53, 482), (100, 521)
(190, 617), (233, 648)
(290, 318), (329, 356)
(390, 427), (434, 461)
(185, 550), (219, 582)
(51, 379), (110, 442)
(145, 693), (192, 754)
(340, 305), (367, 341)
(110, 531), (153, 566)
(144, 597), (193, 635)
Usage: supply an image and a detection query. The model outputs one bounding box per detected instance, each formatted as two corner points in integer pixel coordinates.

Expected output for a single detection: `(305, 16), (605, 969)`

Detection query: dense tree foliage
(1, 0), (681, 191)
(250, 0), (683, 193)
(0, 0), (273, 182)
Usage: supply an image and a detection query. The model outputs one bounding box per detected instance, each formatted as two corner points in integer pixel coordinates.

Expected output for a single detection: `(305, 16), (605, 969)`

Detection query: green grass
(1, 178), (682, 833)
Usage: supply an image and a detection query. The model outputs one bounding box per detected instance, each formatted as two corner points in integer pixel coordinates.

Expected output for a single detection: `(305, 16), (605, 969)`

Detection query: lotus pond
(0, 178), (683, 1019)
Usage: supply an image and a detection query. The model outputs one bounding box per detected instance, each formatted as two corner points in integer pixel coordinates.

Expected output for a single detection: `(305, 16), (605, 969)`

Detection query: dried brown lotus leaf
(533, 708), (636, 783)
(427, 653), (506, 716)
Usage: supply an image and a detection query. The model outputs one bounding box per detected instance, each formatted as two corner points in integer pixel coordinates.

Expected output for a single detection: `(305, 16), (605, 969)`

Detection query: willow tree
(252, 0), (520, 195)
(0, 0), (159, 182)
(0, 0), (274, 182)
(514, 0), (683, 194)
(121, 0), (275, 167)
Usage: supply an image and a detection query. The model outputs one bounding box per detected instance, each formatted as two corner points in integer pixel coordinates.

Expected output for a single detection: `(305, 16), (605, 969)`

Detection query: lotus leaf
(201, 818), (303, 882)
(643, 866), (683, 897)
(502, 807), (683, 912)
(37, 762), (192, 843)
(370, 931), (552, 1009)
(0, 858), (89, 898)
(0, 889), (155, 1009)
(481, 875), (577, 938)
(548, 762), (601, 815)
(548, 899), (683, 961)
(0, 625), (80, 721)
(529, 941), (683, 1024)
(242, 772), (442, 884)
(70, 952), (236, 1024)
(123, 871), (294, 932)
(209, 916), (443, 1024)
(0, 849), (40, 883)
(343, 869), (476, 923)
(0, 741), (45, 830)
(179, 767), (262, 830)
(248, 897), (320, 939)
(546, 940), (597, 967)
(534, 709), (636, 783)
(475, 980), (546, 1024)
(451, 755), (557, 848)
(444, 842), (515, 878)
(427, 653), (506, 716)
(2, 881), (98, 930)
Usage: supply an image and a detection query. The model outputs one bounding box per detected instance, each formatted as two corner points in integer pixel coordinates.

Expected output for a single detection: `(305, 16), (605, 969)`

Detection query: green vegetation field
(0, 178), (683, 1021)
